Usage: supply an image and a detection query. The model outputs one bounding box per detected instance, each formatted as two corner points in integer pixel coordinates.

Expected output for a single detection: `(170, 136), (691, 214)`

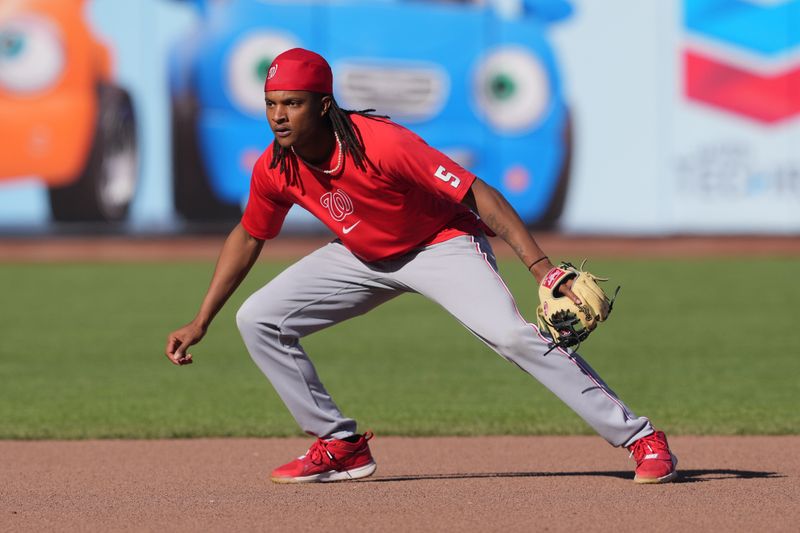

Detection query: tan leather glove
(536, 261), (619, 351)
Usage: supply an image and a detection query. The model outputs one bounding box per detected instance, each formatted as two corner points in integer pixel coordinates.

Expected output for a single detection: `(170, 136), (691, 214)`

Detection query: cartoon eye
(227, 32), (298, 115)
(0, 16), (65, 93)
(473, 47), (550, 134)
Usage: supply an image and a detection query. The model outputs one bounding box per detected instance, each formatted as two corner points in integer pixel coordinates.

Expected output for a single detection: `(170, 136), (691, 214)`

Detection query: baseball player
(165, 48), (677, 484)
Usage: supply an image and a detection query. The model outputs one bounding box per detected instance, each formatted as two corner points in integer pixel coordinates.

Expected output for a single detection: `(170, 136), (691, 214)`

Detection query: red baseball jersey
(241, 115), (481, 262)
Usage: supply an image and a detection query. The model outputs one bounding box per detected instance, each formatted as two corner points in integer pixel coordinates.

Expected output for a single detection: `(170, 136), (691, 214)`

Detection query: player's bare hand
(165, 322), (206, 366)
(558, 279), (583, 306)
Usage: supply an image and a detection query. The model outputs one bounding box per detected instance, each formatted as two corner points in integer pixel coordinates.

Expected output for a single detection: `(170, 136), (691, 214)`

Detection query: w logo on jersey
(320, 189), (354, 221)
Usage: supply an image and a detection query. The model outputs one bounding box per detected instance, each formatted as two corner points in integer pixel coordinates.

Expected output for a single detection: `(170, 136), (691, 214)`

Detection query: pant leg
(236, 241), (403, 439)
(391, 234), (653, 447)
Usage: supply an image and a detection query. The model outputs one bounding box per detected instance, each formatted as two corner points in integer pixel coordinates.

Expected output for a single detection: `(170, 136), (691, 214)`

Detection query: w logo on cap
(263, 48), (333, 94)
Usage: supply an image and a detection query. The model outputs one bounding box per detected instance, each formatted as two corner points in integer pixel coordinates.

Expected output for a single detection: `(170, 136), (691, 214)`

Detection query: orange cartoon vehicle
(0, 0), (137, 222)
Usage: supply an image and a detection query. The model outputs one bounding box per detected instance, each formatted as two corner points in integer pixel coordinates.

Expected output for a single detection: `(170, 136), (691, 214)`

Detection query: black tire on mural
(171, 95), (242, 222)
(48, 84), (138, 222)
(532, 109), (573, 229)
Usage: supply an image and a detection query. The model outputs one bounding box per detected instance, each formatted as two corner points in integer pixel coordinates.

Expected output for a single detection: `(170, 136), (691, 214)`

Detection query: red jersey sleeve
(240, 152), (293, 240)
(379, 122), (477, 202)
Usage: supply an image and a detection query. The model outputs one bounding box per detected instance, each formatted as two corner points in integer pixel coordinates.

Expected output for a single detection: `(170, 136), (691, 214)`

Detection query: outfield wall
(0, 0), (797, 234)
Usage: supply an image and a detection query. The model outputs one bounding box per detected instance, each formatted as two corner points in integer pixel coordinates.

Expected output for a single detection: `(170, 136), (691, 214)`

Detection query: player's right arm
(165, 223), (264, 366)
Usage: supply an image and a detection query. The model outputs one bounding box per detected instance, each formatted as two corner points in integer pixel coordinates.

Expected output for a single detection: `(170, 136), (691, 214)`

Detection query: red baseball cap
(264, 48), (333, 94)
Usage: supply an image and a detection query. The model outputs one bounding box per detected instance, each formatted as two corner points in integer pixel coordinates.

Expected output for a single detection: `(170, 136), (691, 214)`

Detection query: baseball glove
(536, 261), (620, 352)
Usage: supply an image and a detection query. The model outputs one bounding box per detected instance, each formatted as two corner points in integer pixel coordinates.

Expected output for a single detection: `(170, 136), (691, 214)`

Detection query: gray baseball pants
(236, 234), (653, 448)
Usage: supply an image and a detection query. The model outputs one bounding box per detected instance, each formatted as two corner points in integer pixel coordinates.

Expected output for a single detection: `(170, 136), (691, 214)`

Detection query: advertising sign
(551, 0), (799, 233)
(672, 0), (800, 232)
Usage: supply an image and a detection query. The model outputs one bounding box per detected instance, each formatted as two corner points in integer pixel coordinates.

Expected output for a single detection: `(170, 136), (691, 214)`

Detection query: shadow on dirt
(365, 469), (783, 484)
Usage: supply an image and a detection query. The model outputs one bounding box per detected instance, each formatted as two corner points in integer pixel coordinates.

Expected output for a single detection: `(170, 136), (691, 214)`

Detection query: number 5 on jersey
(434, 165), (461, 188)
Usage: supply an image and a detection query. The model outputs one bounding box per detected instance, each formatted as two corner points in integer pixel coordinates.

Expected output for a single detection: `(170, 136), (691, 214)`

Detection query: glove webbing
(541, 284), (620, 356)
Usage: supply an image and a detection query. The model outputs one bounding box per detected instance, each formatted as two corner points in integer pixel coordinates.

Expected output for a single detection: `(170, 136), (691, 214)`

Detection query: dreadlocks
(269, 97), (388, 187)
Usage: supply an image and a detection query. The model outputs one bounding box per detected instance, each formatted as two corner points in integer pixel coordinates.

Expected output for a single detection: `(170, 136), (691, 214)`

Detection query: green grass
(0, 258), (797, 439)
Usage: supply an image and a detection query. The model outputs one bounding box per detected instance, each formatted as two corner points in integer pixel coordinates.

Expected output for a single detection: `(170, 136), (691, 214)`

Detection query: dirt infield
(1, 234), (800, 261)
(1, 436), (797, 532)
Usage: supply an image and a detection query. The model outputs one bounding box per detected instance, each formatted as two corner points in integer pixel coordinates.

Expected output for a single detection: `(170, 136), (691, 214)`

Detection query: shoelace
(628, 434), (667, 460)
(307, 438), (337, 466)
(306, 432), (372, 466)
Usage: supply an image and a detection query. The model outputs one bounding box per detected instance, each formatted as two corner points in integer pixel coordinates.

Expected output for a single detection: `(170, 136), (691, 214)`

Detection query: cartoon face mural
(170, 0), (572, 226)
(0, 0), (138, 222)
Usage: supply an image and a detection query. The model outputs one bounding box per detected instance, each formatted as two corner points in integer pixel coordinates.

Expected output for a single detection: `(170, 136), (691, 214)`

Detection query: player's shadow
(364, 469), (782, 484)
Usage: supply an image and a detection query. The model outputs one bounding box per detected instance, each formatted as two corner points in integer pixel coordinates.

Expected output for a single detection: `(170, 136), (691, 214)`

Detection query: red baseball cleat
(270, 431), (377, 483)
(628, 430), (678, 484)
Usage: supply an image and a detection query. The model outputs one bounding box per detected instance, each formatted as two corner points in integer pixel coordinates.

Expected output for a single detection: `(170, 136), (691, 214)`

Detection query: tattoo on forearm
(510, 240), (528, 259)
(484, 213), (508, 240)
(483, 191), (535, 262)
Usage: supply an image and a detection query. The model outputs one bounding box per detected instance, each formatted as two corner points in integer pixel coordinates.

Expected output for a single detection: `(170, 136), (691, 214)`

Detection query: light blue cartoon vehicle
(170, 0), (573, 226)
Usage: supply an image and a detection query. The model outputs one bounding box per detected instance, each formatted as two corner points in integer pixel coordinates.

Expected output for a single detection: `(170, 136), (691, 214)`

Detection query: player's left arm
(463, 178), (580, 302)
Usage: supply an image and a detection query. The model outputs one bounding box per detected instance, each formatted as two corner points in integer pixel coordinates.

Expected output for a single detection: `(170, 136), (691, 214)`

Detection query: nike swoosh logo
(342, 220), (361, 234)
